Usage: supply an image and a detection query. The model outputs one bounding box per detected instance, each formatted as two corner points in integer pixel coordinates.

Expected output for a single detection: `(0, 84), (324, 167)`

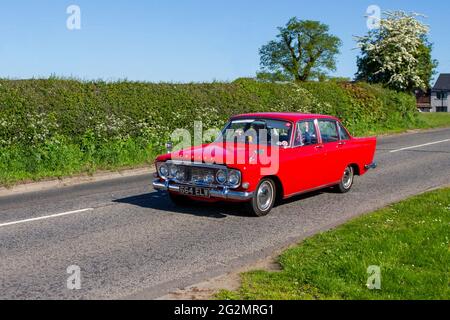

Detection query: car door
(317, 119), (343, 183)
(335, 121), (353, 170)
(282, 119), (326, 196)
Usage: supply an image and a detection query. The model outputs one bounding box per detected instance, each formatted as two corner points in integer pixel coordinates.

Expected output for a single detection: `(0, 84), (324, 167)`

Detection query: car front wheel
(336, 165), (354, 193)
(246, 178), (276, 217)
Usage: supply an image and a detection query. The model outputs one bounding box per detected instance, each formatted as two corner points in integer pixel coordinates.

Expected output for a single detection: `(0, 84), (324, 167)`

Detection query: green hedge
(0, 78), (418, 184)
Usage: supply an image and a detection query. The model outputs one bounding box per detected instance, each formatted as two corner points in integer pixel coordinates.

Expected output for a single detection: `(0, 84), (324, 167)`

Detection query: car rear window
(318, 120), (339, 143)
(338, 122), (350, 141)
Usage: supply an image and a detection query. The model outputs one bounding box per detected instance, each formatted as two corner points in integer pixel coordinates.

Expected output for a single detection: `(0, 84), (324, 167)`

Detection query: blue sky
(1, 0), (449, 83)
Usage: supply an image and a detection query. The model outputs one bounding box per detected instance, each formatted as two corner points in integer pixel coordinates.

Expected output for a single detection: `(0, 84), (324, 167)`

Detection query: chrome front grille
(185, 166), (217, 185)
(164, 161), (240, 189)
(187, 167), (215, 183)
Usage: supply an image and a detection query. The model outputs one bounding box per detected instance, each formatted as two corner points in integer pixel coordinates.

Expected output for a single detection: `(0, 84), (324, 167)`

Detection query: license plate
(179, 186), (211, 198)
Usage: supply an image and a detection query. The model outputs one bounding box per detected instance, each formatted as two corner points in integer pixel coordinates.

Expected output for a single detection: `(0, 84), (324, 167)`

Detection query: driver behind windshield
(220, 119), (292, 146)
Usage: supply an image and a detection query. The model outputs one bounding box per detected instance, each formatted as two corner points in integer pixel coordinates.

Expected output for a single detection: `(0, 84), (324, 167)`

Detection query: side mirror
(166, 142), (173, 153)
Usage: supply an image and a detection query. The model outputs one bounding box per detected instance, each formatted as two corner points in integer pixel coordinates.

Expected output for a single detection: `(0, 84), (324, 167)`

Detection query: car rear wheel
(336, 165), (354, 193)
(246, 178), (276, 217)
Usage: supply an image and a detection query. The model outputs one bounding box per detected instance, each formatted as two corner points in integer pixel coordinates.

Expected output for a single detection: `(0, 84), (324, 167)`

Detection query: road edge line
(0, 167), (154, 198)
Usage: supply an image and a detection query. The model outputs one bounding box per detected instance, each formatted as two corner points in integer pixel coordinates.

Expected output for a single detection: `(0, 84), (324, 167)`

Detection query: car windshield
(217, 119), (293, 147)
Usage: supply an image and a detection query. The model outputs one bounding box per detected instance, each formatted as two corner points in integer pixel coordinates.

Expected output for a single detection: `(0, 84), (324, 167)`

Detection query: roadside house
(415, 89), (432, 112)
(431, 73), (450, 112)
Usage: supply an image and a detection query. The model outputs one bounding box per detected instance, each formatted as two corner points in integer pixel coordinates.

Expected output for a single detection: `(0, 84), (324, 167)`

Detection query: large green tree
(355, 11), (438, 91)
(257, 18), (342, 82)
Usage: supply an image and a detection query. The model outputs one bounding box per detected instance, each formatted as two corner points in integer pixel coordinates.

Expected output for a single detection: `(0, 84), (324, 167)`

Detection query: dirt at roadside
(157, 256), (282, 300)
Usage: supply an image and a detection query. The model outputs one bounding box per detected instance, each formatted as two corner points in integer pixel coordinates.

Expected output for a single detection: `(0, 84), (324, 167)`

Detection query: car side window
(338, 122), (350, 141)
(294, 120), (318, 146)
(318, 120), (339, 143)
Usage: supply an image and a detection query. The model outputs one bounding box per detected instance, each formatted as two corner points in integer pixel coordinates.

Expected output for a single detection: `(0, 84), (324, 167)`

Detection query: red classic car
(153, 113), (377, 216)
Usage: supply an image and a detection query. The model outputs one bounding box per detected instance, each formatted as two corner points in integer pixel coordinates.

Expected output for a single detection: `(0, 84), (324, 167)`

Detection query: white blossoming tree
(355, 11), (437, 92)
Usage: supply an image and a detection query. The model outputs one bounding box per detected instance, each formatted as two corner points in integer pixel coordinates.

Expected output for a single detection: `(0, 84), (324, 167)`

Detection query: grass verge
(418, 113), (450, 129)
(217, 188), (450, 300)
(0, 138), (156, 187)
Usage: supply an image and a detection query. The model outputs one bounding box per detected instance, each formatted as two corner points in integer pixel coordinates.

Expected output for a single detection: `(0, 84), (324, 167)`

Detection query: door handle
(315, 145), (324, 150)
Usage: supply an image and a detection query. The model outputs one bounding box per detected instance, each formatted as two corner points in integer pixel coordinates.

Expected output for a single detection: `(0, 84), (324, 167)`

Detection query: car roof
(230, 112), (340, 122)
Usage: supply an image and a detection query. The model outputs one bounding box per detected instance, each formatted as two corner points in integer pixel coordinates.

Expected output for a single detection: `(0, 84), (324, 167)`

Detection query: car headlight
(176, 169), (185, 181)
(169, 165), (178, 178)
(227, 170), (241, 186)
(216, 170), (227, 184)
(158, 163), (169, 179)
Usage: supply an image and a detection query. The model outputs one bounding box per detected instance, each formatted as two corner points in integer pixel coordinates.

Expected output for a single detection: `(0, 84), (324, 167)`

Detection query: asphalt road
(0, 128), (449, 300)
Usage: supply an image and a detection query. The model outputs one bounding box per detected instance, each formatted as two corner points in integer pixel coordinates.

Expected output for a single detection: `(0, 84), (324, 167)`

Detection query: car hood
(157, 143), (277, 168)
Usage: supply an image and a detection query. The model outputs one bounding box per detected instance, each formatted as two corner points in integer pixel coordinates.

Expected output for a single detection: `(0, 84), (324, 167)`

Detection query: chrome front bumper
(152, 179), (254, 201)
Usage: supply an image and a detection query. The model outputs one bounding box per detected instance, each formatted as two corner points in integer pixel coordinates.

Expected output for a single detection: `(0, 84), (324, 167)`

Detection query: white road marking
(0, 208), (94, 228)
(390, 139), (450, 153)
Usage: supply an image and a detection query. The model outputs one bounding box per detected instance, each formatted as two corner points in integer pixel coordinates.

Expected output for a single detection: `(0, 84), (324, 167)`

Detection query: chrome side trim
(284, 180), (341, 199)
(152, 179), (253, 201)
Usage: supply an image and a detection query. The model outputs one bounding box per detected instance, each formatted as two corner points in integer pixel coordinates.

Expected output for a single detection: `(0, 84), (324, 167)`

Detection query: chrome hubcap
(257, 181), (274, 212)
(342, 166), (354, 189)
